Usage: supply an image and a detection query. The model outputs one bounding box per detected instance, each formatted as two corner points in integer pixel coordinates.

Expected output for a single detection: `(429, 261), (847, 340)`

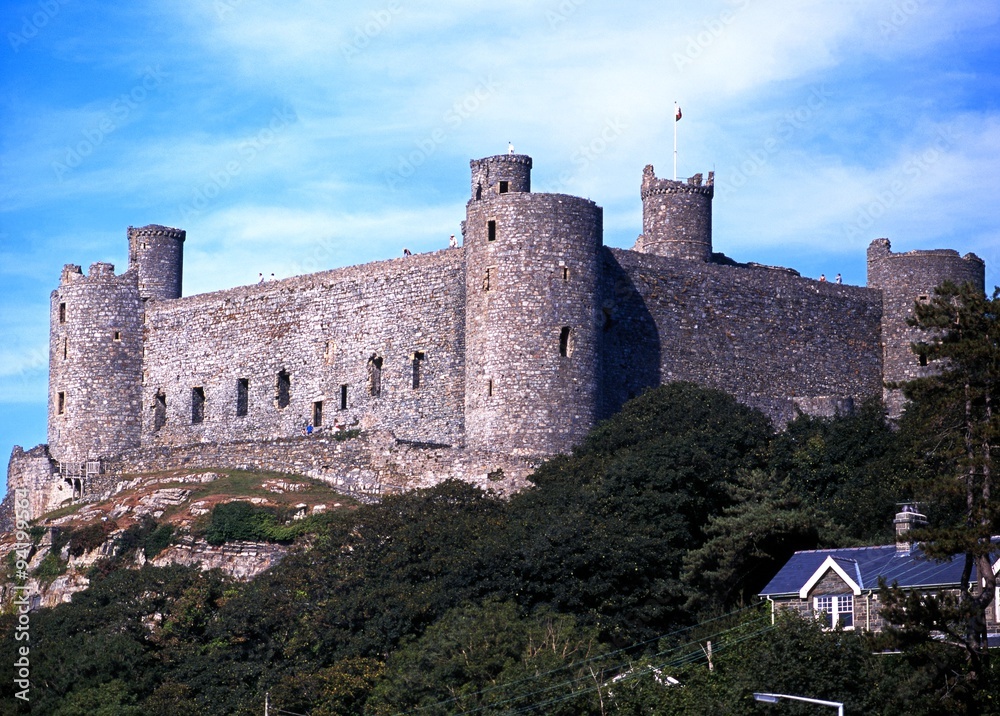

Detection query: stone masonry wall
(142, 249), (465, 450)
(4, 446), (72, 528)
(602, 249), (885, 424)
(104, 431), (537, 499)
(867, 238), (986, 417)
(127, 224), (185, 302)
(638, 166), (714, 261)
(49, 263), (144, 463)
(464, 190), (602, 456)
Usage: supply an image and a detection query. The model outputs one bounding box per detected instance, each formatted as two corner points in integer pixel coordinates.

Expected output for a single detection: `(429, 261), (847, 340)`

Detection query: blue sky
(2, 0), (999, 489)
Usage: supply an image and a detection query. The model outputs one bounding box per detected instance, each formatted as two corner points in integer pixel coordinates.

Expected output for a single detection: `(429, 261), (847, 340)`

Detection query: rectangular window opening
(368, 355), (383, 397)
(487, 220), (497, 242)
(59, 302), (66, 323)
(154, 391), (167, 431)
(559, 326), (573, 357)
(62, 338), (68, 360)
(562, 266), (569, 281)
(486, 378), (493, 397)
(483, 267), (492, 292)
(498, 181), (509, 194)
(57, 391), (66, 416)
(313, 400), (323, 428)
(113, 330), (122, 342)
(339, 384), (348, 411)
(277, 370), (291, 409)
(919, 354), (928, 367)
(191, 387), (205, 424)
(411, 351), (425, 389)
(236, 378), (249, 417)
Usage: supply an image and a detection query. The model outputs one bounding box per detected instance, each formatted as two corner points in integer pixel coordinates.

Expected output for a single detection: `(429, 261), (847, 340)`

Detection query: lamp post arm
(754, 692), (844, 716)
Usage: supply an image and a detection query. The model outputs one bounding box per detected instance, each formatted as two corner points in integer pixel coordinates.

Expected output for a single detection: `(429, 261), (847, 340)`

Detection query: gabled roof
(760, 544), (982, 597)
(798, 555), (862, 598)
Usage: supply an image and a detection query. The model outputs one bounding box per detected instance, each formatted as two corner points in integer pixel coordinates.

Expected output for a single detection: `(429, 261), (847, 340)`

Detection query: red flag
(675, 106), (682, 121)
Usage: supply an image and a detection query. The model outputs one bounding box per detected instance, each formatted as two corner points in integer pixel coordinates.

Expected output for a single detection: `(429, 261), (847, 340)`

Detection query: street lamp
(753, 692), (844, 716)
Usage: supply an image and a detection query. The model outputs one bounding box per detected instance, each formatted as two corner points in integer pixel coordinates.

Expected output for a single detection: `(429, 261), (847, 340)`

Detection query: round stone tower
(867, 238), (986, 417)
(464, 154), (602, 457)
(470, 153), (532, 200)
(128, 224), (185, 301)
(48, 262), (144, 465)
(638, 164), (714, 261)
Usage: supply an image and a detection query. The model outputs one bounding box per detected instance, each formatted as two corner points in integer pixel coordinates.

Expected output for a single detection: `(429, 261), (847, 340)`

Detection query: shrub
(68, 521), (118, 558)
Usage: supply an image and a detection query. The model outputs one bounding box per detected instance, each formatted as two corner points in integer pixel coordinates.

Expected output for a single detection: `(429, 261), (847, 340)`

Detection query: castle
(4, 153), (987, 518)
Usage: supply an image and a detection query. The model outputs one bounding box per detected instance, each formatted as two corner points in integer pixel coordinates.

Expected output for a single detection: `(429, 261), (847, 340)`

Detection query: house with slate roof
(759, 506), (1000, 634)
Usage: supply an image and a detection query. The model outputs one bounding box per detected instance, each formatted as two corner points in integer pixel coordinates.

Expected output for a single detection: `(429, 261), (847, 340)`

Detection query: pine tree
(885, 281), (1000, 685)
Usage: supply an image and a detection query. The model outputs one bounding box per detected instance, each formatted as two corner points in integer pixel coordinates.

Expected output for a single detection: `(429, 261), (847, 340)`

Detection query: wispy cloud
(1, 0), (998, 469)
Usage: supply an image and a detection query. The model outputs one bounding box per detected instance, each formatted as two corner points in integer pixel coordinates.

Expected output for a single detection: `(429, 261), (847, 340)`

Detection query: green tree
(368, 600), (607, 716)
(683, 469), (837, 611)
(509, 383), (773, 643)
(884, 282), (1000, 682)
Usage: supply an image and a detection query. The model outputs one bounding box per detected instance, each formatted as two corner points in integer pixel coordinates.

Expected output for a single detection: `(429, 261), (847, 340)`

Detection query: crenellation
(6, 151), (989, 516)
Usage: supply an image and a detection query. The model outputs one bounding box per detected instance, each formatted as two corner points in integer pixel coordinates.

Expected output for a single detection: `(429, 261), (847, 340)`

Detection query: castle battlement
(640, 166), (715, 198)
(7, 152), (988, 510)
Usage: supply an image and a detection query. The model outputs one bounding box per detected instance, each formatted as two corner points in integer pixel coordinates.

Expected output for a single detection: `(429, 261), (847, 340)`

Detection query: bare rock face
(150, 537), (288, 580)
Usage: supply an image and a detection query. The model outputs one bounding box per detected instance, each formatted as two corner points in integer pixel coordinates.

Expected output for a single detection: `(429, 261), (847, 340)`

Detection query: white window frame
(813, 594), (854, 630)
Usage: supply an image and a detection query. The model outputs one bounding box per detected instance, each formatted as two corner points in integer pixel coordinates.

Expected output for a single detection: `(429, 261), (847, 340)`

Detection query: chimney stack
(894, 504), (927, 554)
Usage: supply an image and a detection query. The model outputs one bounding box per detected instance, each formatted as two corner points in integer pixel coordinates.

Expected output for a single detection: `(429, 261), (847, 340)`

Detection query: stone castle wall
(7, 151), (990, 524)
(142, 248), (466, 450)
(99, 432), (537, 499)
(601, 249), (885, 422)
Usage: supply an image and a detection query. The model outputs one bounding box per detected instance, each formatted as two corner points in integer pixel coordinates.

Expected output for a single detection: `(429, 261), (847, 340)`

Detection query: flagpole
(673, 101), (678, 180)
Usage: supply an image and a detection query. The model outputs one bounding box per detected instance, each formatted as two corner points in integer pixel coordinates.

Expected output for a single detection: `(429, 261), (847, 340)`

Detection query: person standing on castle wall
(449, 234), (457, 249)
(258, 273), (264, 284)
(403, 248), (412, 257)
(835, 273), (842, 284)
(819, 274), (826, 282)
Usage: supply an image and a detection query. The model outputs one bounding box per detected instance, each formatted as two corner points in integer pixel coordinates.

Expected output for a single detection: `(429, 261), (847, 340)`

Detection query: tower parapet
(868, 238), (986, 416)
(128, 224), (185, 301)
(637, 165), (714, 261)
(48, 262), (144, 465)
(470, 154), (532, 201)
